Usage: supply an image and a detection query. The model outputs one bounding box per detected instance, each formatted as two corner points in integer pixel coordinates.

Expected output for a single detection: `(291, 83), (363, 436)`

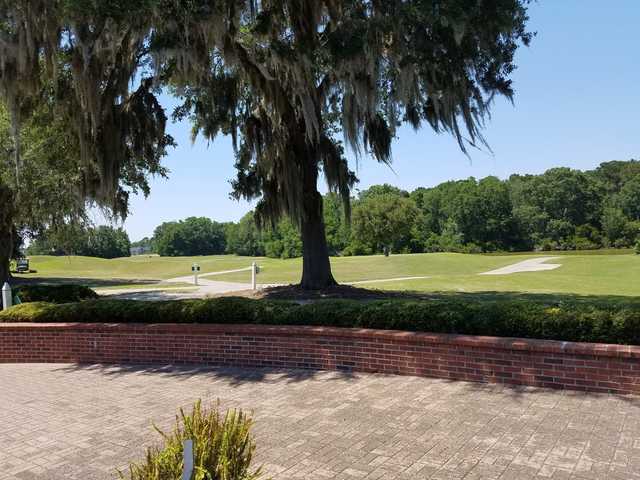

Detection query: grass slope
(14, 252), (640, 297)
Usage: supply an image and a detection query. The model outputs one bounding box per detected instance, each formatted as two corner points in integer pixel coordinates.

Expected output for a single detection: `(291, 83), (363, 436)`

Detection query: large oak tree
(0, 0), (531, 288)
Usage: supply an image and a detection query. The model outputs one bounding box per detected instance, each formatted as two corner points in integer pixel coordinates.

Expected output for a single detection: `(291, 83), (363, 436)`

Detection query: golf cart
(15, 258), (29, 273)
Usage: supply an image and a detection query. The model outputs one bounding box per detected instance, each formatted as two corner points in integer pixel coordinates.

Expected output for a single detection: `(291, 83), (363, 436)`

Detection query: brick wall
(1, 323), (639, 394)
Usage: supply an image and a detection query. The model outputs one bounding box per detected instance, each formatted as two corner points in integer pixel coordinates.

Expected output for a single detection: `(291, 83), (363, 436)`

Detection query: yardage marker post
(192, 263), (200, 286)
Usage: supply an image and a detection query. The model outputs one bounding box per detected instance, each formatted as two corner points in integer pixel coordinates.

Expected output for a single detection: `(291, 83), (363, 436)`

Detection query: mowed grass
(367, 254), (640, 297)
(14, 251), (640, 297)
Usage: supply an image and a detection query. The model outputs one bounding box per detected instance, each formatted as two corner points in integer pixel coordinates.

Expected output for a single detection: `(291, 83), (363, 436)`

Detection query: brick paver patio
(1, 364), (639, 479)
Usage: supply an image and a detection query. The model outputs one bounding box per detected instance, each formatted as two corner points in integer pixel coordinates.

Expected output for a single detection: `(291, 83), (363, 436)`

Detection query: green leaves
(122, 400), (262, 480)
(3, 295), (640, 346)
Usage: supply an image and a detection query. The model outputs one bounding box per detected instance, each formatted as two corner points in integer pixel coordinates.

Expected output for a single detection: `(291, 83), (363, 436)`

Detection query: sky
(112, 1), (640, 241)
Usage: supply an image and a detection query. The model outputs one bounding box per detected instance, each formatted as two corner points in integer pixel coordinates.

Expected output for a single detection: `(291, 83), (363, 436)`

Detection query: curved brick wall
(1, 323), (639, 394)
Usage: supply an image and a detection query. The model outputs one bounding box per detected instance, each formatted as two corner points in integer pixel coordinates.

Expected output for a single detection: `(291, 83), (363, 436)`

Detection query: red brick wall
(1, 323), (639, 394)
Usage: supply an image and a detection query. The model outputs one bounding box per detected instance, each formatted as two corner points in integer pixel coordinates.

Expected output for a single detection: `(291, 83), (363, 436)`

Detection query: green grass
(14, 252), (640, 297)
(369, 254), (640, 297)
(17, 254), (260, 282)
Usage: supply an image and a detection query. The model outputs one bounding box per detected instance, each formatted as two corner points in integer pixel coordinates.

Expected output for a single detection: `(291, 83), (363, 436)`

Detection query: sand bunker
(480, 256), (561, 275)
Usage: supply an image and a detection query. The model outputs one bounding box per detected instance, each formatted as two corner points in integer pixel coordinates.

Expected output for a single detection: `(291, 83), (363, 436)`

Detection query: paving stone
(0, 364), (639, 479)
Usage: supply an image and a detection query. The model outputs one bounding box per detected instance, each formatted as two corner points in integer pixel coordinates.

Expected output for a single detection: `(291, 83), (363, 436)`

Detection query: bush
(14, 284), (98, 304)
(2, 296), (640, 345)
(120, 400), (262, 480)
(635, 240), (640, 254)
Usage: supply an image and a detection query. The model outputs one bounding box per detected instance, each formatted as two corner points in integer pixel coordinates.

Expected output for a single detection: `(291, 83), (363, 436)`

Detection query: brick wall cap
(1, 322), (638, 359)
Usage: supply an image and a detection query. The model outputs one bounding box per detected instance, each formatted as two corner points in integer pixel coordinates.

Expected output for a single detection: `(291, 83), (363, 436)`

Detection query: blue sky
(116, 1), (640, 241)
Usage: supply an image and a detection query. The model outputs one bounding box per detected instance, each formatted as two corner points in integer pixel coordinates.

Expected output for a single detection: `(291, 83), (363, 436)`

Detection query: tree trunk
(0, 205), (13, 287)
(0, 252), (9, 285)
(299, 157), (337, 290)
(0, 184), (14, 285)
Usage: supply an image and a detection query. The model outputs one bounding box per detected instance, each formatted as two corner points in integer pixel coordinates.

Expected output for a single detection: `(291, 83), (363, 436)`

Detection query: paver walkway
(1, 364), (639, 480)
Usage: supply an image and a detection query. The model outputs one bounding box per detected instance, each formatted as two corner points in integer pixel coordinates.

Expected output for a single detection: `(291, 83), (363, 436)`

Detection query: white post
(2, 282), (12, 310)
(192, 263), (199, 286)
(251, 262), (257, 291)
(181, 439), (194, 480)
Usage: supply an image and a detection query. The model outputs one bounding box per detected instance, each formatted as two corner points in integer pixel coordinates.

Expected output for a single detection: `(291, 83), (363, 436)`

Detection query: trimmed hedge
(14, 284), (99, 304)
(1, 296), (639, 345)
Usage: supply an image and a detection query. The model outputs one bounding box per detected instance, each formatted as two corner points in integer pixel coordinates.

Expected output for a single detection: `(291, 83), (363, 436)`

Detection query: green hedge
(1, 296), (639, 345)
(14, 284), (99, 304)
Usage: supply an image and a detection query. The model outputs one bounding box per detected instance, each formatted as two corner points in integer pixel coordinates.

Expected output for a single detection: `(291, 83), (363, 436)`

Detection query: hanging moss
(0, 1), (531, 287)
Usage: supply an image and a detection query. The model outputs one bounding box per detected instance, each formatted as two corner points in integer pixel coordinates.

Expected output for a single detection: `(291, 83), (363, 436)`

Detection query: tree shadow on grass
(258, 284), (640, 306)
(51, 363), (356, 387)
(10, 276), (162, 288)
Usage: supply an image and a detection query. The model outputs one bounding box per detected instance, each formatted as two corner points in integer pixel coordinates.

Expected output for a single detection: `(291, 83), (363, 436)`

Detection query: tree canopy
(1, 0), (532, 288)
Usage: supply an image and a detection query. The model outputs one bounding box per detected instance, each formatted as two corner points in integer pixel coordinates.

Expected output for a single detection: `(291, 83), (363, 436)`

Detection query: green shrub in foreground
(14, 284), (98, 304)
(1, 296), (639, 345)
(120, 400), (262, 480)
(635, 240), (640, 254)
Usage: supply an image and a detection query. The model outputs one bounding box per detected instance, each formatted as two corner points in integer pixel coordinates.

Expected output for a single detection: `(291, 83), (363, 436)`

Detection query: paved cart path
(480, 257), (562, 275)
(1, 364), (639, 479)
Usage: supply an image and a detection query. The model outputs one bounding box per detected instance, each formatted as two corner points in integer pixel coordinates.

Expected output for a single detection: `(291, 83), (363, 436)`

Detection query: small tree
(351, 192), (420, 254)
(225, 212), (265, 257)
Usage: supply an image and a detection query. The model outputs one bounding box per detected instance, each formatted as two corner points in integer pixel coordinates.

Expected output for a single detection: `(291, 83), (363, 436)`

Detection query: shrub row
(1, 296), (639, 345)
(14, 284), (99, 304)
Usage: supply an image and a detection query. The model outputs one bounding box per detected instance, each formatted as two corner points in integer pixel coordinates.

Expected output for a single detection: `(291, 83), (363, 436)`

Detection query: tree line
(27, 225), (131, 259)
(123, 160), (640, 259)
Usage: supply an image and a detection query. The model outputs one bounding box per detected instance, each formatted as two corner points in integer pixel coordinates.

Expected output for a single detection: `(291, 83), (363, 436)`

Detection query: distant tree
(424, 218), (466, 252)
(411, 187), (446, 236)
(27, 224), (88, 256)
(509, 169), (602, 249)
(154, 217), (226, 256)
(351, 191), (421, 254)
(601, 206), (629, 247)
(449, 177), (516, 250)
(592, 160), (640, 195)
(86, 227), (131, 259)
(262, 220), (303, 259)
(27, 224), (130, 258)
(618, 176), (640, 221)
(357, 184), (409, 202)
(323, 193), (351, 256)
(225, 212), (264, 257)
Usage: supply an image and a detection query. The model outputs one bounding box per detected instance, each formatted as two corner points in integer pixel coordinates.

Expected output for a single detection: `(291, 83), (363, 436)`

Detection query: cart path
(480, 257), (562, 275)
